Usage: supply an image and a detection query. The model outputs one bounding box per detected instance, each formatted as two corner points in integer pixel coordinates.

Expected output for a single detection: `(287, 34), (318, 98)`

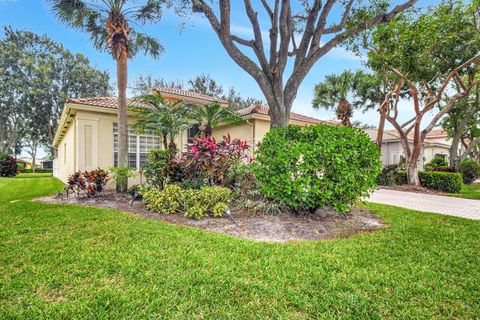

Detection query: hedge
(418, 171), (463, 193)
(379, 170), (462, 193)
(19, 168), (53, 173)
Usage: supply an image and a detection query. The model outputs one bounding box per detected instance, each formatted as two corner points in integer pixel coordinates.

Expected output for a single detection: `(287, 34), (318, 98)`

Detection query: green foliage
(2, 176), (480, 318)
(212, 203), (229, 218)
(254, 124), (382, 213)
(377, 164), (405, 186)
(143, 184), (182, 215)
(132, 93), (190, 151)
(109, 166), (135, 193)
(142, 184), (232, 220)
(49, 0), (165, 59)
(142, 149), (170, 189)
(0, 155), (18, 177)
(367, 1), (480, 84)
(418, 171), (463, 193)
(426, 156), (449, 169)
(18, 168), (53, 173)
(185, 102), (244, 136)
(459, 159), (480, 184)
(0, 26), (110, 156)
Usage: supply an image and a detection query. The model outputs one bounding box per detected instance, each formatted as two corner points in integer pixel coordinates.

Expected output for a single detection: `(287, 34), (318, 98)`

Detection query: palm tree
(132, 93), (190, 152)
(50, 0), (165, 192)
(313, 70), (361, 127)
(186, 103), (244, 137)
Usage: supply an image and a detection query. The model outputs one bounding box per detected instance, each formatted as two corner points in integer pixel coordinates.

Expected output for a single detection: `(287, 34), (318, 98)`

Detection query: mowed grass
(446, 184), (480, 200)
(1, 175), (479, 319)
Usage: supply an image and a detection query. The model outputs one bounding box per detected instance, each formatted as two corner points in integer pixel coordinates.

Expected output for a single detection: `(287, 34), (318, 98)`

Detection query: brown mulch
(35, 192), (386, 243)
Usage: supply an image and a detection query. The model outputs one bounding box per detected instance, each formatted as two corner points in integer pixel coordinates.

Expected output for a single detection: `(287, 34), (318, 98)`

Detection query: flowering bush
(254, 125), (382, 212)
(165, 135), (250, 188)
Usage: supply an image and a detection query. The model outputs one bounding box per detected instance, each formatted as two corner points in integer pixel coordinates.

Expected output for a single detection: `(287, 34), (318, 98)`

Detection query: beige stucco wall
(54, 119), (76, 182)
(424, 146), (450, 164)
(54, 108), (188, 187)
(212, 117), (312, 152)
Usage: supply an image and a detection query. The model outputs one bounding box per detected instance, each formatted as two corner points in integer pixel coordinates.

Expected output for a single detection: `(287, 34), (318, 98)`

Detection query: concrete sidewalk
(368, 189), (480, 220)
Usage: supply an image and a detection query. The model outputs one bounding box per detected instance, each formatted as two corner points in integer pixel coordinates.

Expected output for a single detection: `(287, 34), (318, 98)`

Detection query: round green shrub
(253, 124), (382, 212)
(458, 159), (480, 184)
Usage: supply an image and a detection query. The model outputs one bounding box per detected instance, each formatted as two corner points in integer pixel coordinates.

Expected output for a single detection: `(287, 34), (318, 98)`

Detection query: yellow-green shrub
(142, 184), (184, 215)
(143, 184), (232, 220)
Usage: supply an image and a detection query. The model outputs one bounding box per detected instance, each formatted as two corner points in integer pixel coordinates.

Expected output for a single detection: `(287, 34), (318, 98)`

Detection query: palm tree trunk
(205, 124), (213, 137)
(162, 134), (168, 150)
(116, 47), (128, 193)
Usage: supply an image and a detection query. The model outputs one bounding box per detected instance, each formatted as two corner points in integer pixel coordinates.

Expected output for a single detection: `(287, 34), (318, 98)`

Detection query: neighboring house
(213, 104), (337, 151)
(365, 128), (452, 170)
(52, 88), (331, 183)
(17, 157), (42, 170)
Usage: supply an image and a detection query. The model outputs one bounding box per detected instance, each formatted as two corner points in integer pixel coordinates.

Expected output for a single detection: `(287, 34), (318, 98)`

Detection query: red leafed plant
(166, 135), (250, 188)
(66, 168), (109, 198)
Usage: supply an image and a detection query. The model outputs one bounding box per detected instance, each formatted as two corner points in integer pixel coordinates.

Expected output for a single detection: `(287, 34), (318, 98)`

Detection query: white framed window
(113, 123), (161, 169)
(391, 151), (402, 165)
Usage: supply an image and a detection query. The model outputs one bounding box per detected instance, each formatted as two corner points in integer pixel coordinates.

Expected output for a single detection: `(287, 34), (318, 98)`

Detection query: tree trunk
(407, 161), (420, 185)
(116, 48), (128, 193)
(376, 111), (386, 147)
(407, 142), (422, 185)
(450, 131), (461, 171)
(162, 134), (168, 150)
(205, 124), (213, 137)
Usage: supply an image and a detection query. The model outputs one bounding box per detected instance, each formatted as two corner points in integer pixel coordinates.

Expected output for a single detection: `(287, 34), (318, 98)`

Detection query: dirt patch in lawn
(35, 192), (386, 242)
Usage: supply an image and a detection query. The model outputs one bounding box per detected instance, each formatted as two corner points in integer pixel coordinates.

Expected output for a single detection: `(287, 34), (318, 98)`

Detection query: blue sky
(1, 0), (435, 130)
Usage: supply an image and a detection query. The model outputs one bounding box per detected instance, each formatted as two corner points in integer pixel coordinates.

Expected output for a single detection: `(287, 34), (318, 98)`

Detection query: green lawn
(446, 184), (480, 200)
(1, 175), (479, 319)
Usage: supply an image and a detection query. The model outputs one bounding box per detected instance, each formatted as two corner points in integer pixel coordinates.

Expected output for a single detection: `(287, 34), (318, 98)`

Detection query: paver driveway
(368, 189), (480, 220)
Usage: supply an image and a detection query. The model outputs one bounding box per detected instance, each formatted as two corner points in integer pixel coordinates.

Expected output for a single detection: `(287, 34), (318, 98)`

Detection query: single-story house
(365, 128), (453, 170)
(17, 157), (42, 170)
(52, 88), (333, 183)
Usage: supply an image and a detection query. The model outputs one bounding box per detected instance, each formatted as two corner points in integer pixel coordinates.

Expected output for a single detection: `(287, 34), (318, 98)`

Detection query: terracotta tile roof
(68, 97), (150, 109)
(237, 105), (337, 125)
(384, 128), (447, 139)
(382, 129), (450, 147)
(154, 87), (228, 104)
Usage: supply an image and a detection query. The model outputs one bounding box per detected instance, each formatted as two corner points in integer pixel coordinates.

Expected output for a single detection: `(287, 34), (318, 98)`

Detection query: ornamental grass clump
(254, 124), (382, 212)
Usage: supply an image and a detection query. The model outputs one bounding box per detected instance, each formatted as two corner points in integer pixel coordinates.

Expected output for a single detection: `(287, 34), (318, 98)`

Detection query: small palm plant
(50, 0), (165, 192)
(132, 93), (190, 152)
(186, 103), (244, 137)
(313, 70), (362, 127)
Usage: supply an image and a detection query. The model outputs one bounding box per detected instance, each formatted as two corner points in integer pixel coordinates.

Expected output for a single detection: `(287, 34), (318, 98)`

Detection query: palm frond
(134, 0), (165, 24)
(130, 31), (164, 58)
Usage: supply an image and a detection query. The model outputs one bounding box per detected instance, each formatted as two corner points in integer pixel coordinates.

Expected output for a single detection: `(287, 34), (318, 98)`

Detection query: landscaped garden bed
(35, 191), (385, 242)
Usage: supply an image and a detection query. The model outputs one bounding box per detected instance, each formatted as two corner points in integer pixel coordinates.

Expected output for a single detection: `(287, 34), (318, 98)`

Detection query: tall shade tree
(184, 0), (417, 128)
(50, 0), (165, 192)
(186, 103), (244, 137)
(0, 27), (109, 163)
(442, 85), (480, 170)
(132, 93), (190, 152)
(365, 0), (480, 185)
